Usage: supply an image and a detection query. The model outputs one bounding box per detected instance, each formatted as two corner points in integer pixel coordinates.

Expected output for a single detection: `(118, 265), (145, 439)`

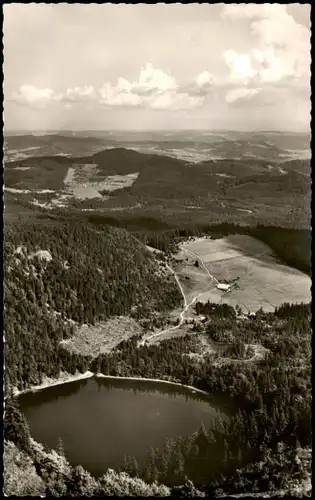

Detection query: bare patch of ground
(237, 208), (253, 214)
(213, 343), (270, 367)
(146, 245), (163, 254)
(29, 250), (52, 262)
(5, 187), (31, 194)
(144, 323), (191, 345)
(215, 173), (234, 178)
(99, 172), (139, 191)
(60, 316), (143, 357)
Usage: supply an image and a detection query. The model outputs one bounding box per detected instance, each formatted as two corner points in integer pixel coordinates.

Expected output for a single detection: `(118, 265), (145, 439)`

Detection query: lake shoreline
(12, 371), (208, 397)
(95, 373), (209, 395)
(12, 371), (94, 397)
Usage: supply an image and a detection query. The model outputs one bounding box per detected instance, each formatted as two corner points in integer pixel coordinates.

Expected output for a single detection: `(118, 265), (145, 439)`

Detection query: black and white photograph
(3, 3), (311, 497)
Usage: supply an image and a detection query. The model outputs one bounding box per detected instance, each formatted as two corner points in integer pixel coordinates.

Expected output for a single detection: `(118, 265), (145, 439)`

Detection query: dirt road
(141, 259), (217, 345)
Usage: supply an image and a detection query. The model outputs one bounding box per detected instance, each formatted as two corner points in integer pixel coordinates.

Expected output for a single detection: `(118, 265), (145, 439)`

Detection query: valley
(4, 3), (312, 496)
(4, 131), (312, 499)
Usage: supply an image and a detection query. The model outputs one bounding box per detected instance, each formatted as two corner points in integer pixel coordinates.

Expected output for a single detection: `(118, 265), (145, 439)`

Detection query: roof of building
(216, 283), (231, 291)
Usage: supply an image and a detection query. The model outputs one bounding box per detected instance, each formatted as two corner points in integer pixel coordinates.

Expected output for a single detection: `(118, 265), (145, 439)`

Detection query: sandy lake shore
(11, 371), (208, 397)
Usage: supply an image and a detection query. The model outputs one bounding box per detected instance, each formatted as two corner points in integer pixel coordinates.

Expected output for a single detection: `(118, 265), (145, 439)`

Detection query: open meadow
(175, 235), (311, 313)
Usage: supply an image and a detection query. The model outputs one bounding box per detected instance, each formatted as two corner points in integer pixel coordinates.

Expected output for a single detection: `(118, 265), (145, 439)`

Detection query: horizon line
(4, 128), (310, 134)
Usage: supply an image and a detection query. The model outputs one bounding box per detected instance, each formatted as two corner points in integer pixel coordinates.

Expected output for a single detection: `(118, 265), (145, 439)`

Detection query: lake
(18, 376), (229, 478)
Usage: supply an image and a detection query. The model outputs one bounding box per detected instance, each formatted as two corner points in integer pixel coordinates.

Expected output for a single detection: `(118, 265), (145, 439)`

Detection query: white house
(216, 283), (231, 292)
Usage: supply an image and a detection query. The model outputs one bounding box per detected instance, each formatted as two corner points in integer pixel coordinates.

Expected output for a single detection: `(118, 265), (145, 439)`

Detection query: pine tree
(123, 455), (139, 477)
(56, 436), (65, 457)
(131, 456), (140, 477)
(4, 399), (30, 453)
(173, 447), (185, 485)
(160, 439), (173, 483)
(223, 439), (229, 468)
(144, 447), (156, 483)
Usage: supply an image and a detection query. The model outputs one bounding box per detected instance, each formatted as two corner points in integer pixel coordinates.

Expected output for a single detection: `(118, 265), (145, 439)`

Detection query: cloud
(195, 71), (215, 88)
(9, 69), (206, 111)
(225, 85), (304, 111)
(98, 63), (204, 110)
(10, 84), (96, 108)
(10, 85), (59, 108)
(137, 63), (177, 92)
(225, 87), (259, 104)
(180, 70), (216, 98)
(61, 85), (95, 103)
(222, 4), (310, 87)
(223, 50), (257, 84)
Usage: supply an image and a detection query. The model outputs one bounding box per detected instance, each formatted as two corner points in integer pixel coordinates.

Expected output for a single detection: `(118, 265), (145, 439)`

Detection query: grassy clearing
(46, 166), (140, 206)
(175, 236), (311, 313)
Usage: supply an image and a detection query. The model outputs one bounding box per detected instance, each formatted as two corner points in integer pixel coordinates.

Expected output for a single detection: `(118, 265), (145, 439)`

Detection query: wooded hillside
(4, 221), (181, 392)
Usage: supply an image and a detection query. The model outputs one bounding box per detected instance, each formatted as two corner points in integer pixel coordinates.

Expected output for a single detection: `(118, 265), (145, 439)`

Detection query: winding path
(141, 249), (219, 344)
(181, 245), (220, 286)
(142, 243), (270, 364)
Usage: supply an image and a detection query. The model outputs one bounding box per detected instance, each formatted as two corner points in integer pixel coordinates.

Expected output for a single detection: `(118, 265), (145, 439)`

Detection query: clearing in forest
(175, 235), (311, 313)
(59, 316), (143, 357)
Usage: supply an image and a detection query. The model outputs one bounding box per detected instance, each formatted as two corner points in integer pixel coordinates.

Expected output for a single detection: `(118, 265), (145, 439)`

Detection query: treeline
(85, 215), (311, 275)
(9, 208), (311, 274)
(18, 209), (309, 274)
(4, 221), (181, 393)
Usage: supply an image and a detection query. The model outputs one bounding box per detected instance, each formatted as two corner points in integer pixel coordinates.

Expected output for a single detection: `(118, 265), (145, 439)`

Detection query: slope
(4, 220), (182, 392)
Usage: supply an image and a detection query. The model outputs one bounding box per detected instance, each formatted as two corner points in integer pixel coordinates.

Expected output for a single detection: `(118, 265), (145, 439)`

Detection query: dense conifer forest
(4, 221), (181, 392)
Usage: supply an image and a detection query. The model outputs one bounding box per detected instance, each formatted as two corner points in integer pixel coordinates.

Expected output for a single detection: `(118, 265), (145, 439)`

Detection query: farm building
(216, 283), (231, 292)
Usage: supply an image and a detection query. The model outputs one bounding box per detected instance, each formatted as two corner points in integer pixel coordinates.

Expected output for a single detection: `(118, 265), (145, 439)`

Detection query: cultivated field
(175, 235), (311, 313)
(64, 163), (139, 198)
(28, 163), (139, 209)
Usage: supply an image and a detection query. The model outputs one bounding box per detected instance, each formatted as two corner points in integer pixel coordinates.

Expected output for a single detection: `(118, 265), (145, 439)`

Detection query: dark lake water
(18, 376), (229, 478)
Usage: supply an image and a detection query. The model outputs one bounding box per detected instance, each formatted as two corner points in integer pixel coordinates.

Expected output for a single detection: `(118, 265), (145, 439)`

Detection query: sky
(3, 3), (311, 131)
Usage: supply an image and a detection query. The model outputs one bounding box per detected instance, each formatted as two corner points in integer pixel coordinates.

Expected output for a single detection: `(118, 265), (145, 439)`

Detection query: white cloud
(99, 83), (142, 107)
(223, 50), (257, 84)
(137, 63), (177, 91)
(62, 85), (95, 102)
(222, 4), (310, 86)
(11, 85), (58, 107)
(9, 69), (206, 111)
(99, 63), (203, 110)
(10, 84), (96, 108)
(225, 87), (259, 104)
(195, 71), (215, 88)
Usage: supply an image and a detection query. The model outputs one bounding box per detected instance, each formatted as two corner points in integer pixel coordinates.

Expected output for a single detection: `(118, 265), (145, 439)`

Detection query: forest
(4, 218), (312, 496)
(87, 216), (311, 275)
(5, 298), (312, 496)
(4, 220), (181, 392)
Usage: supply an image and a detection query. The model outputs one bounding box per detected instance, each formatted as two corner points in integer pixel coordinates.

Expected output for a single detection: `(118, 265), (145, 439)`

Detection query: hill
(4, 221), (181, 392)
(4, 133), (109, 161)
(4, 147), (310, 227)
